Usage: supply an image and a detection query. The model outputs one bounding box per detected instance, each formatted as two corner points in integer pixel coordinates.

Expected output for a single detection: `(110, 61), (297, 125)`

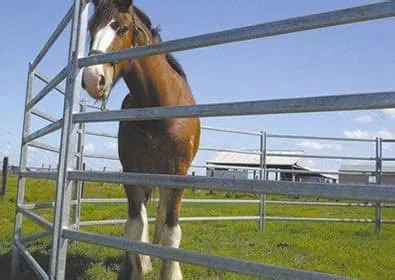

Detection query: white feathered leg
(124, 204), (152, 279)
(159, 224), (182, 280)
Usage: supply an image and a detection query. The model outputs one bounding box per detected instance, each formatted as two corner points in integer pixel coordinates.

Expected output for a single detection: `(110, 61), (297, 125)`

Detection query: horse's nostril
(99, 75), (105, 86)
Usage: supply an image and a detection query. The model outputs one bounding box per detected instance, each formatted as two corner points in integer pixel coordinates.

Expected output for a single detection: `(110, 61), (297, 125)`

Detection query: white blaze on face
(91, 19), (117, 53)
(83, 20), (117, 98)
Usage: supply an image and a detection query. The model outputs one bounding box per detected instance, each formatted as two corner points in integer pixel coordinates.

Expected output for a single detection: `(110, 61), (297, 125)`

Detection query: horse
(81, 0), (200, 279)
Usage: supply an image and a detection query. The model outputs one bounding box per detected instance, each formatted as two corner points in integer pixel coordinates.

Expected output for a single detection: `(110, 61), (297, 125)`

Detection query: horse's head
(82, 0), (137, 100)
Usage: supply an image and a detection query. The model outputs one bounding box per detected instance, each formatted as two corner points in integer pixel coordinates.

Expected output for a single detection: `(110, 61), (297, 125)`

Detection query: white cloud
(375, 129), (393, 139)
(383, 109), (395, 119)
(84, 143), (95, 153)
(104, 141), (117, 151)
(382, 143), (394, 152)
(344, 129), (370, 139)
(297, 141), (342, 151)
(344, 128), (394, 141)
(355, 114), (374, 123)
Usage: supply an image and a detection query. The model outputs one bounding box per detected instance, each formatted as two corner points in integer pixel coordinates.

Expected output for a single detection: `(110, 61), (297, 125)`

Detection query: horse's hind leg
(154, 188), (184, 280)
(118, 185), (152, 280)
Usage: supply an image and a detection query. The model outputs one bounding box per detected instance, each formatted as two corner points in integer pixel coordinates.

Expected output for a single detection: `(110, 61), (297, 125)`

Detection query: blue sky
(0, 0), (394, 173)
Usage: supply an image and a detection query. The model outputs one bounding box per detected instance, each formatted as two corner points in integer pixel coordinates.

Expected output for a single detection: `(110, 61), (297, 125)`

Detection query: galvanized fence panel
(11, 62), (35, 279)
(48, 0), (88, 278)
(11, 1), (395, 279)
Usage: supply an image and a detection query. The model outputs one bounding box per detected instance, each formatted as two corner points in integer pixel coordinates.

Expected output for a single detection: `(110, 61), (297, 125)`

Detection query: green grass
(0, 176), (394, 279)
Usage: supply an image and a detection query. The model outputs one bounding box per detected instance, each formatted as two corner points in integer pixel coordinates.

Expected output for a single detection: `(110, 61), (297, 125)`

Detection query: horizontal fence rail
(67, 171), (395, 202)
(31, 108), (58, 123)
(34, 71), (66, 96)
(76, 217), (395, 226)
(28, 141), (60, 154)
(266, 217), (375, 223)
(77, 217), (263, 227)
(266, 152), (374, 161)
(85, 125), (262, 139)
(23, 120), (63, 145)
(18, 170), (395, 203)
(22, 202), (58, 211)
(203, 126), (261, 136)
(78, 2), (395, 67)
(26, 66), (69, 111)
(84, 152), (118, 161)
(193, 163), (262, 171)
(77, 198), (395, 208)
(73, 91), (395, 123)
(200, 146), (261, 155)
(83, 127), (383, 142)
(18, 207), (54, 232)
(16, 170), (395, 203)
(265, 168), (358, 176)
(76, 217), (389, 226)
(267, 133), (376, 142)
(63, 229), (345, 279)
(195, 164), (374, 176)
(19, 171), (57, 180)
(20, 231), (51, 244)
(85, 130), (117, 139)
(31, 6), (73, 70)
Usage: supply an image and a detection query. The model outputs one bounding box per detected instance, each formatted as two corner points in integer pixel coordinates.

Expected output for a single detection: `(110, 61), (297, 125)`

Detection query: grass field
(1, 175), (394, 279)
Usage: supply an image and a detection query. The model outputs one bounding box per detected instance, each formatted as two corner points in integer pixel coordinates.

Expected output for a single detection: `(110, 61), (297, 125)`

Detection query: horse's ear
(117, 0), (133, 10)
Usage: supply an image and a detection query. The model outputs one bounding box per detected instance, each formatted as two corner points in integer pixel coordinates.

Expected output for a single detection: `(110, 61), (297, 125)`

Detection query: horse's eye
(110, 21), (120, 31)
(118, 26), (130, 36)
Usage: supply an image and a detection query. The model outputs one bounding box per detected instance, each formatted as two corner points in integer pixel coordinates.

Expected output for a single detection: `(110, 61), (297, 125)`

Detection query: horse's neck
(122, 17), (192, 109)
(122, 55), (168, 108)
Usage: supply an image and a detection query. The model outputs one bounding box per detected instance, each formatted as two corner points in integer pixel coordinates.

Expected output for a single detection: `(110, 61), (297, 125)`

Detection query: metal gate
(11, 1), (395, 279)
(76, 124), (395, 232)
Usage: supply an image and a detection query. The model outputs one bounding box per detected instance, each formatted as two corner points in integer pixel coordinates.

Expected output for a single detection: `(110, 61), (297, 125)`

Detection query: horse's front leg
(118, 185), (152, 280)
(154, 188), (184, 280)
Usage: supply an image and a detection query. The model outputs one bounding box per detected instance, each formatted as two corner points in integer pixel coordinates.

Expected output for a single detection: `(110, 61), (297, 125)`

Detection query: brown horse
(82, 0), (200, 279)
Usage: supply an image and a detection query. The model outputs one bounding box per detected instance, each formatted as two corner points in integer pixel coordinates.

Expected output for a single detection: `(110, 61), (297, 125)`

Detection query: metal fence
(77, 124), (395, 233)
(11, 1), (395, 279)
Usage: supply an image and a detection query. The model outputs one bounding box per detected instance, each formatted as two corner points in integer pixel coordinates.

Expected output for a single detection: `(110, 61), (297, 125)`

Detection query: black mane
(90, 0), (117, 31)
(134, 6), (187, 79)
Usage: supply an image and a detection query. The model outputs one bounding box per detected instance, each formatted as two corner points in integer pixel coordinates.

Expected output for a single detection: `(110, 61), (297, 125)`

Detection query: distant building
(339, 164), (395, 185)
(206, 150), (337, 183)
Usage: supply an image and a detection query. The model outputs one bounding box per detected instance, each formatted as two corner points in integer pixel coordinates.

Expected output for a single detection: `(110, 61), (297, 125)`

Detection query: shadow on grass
(0, 248), (122, 279)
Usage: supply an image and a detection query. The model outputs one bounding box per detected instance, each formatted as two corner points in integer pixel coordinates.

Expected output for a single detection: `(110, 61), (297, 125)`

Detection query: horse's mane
(92, 1), (187, 79)
(134, 6), (188, 79)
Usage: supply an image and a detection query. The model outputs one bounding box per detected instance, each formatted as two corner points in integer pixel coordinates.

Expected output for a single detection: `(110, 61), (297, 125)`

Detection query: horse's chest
(119, 122), (179, 156)
(140, 133), (162, 151)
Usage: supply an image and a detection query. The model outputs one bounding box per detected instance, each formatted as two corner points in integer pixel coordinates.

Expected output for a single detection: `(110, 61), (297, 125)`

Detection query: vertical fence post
(1, 157), (8, 199)
(375, 137), (383, 234)
(258, 131), (267, 232)
(81, 163), (86, 198)
(49, 1), (88, 279)
(11, 63), (34, 280)
(73, 101), (86, 230)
